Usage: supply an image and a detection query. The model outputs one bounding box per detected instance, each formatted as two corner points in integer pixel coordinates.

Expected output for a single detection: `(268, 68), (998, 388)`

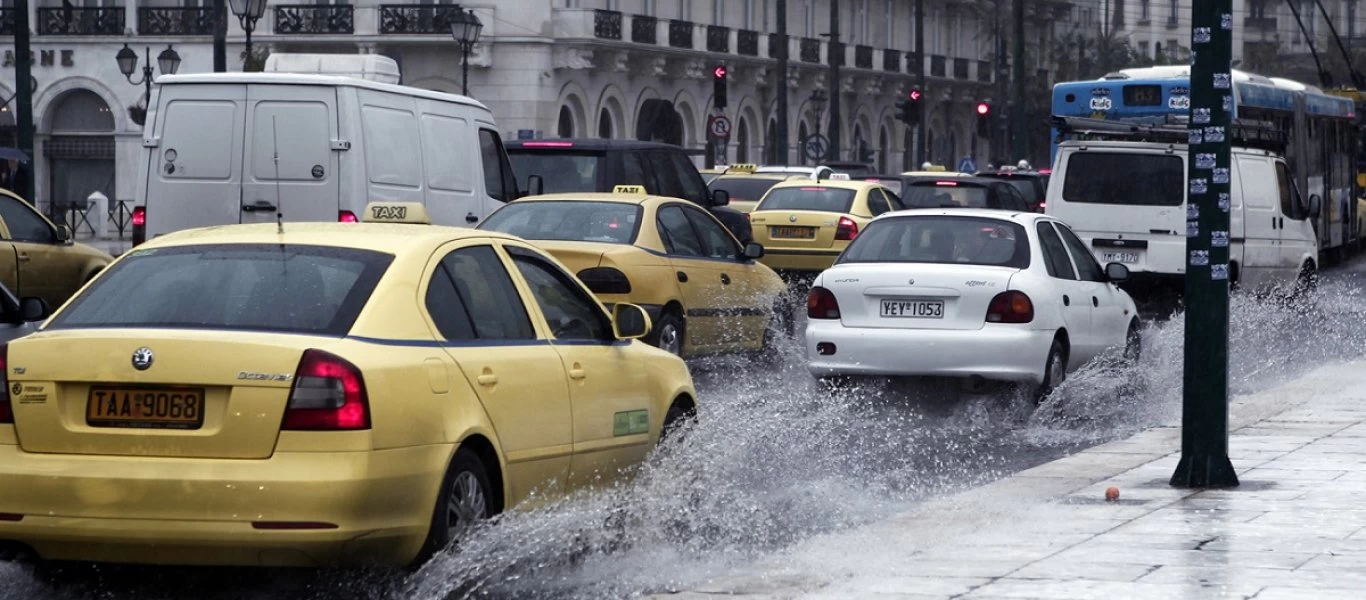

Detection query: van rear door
(144, 84), (248, 238)
(241, 85), (340, 224)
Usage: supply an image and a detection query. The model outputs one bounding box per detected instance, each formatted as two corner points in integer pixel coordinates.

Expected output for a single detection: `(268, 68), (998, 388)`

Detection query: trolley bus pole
(1171, 0), (1238, 488)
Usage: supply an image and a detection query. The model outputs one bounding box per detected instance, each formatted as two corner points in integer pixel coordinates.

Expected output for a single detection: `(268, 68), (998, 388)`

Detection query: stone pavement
(663, 362), (1366, 599)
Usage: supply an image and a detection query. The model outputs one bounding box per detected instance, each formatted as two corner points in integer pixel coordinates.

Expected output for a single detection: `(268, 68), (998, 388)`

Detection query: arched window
(598, 108), (613, 139)
(797, 121), (809, 165)
(765, 118), (777, 164)
(46, 89), (116, 221)
(51, 89), (115, 133)
(558, 106), (574, 138)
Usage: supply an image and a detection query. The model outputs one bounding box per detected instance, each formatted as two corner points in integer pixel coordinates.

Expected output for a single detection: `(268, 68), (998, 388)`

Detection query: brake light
(577, 267), (632, 294)
(935, 181), (958, 186)
(338, 210), (358, 223)
(0, 344), (11, 424)
(800, 187), (828, 191)
(986, 291), (1034, 324)
(282, 350), (369, 430)
(131, 206), (146, 246)
(835, 216), (859, 241)
(521, 141), (575, 148)
(808, 286), (841, 319)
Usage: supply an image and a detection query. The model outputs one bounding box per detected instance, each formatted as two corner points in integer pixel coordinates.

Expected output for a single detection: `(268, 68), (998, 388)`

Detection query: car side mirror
(1105, 262), (1130, 283)
(525, 175), (544, 198)
(711, 189), (730, 207)
(611, 303), (652, 340)
(743, 242), (765, 259)
(1308, 194), (1322, 220)
(18, 297), (48, 322)
(55, 225), (72, 243)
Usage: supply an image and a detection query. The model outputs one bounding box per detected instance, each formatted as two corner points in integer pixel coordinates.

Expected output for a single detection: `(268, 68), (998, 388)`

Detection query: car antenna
(272, 116), (284, 235)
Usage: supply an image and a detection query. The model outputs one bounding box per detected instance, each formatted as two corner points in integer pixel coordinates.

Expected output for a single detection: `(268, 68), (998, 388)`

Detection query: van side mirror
(18, 297), (48, 322)
(1308, 194), (1323, 220)
(711, 189), (730, 207)
(524, 175), (544, 198)
(743, 242), (765, 259)
(611, 303), (652, 340)
(55, 225), (72, 243)
(1105, 262), (1130, 283)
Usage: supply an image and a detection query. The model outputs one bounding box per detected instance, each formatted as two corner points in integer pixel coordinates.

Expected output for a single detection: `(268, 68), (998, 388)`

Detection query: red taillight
(282, 350), (369, 431)
(131, 206), (146, 227)
(836, 216), (859, 241)
(986, 291), (1034, 324)
(0, 344), (11, 424)
(935, 181), (959, 186)
(521, 141), (575, 148)
(808, 286), (841, 319)
(338, 210), (358, 223)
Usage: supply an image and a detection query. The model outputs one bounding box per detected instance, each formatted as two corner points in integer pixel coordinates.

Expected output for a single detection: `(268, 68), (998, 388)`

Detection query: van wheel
(1034, 339), (1067, 404)
(1123, 320), (1142, 364)
(417, 448), (492, 564)
(649, 311), (685, 356)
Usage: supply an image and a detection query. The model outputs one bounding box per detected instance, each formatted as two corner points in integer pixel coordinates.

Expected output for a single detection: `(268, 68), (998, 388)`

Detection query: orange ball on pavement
(1105, 486), (1120, 502)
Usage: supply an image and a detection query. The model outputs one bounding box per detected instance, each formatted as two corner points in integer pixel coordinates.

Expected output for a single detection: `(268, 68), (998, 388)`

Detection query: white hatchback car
(806, 209), (1141, 399)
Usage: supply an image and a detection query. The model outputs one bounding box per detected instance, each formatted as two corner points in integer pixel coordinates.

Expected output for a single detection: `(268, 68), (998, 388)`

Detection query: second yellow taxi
(705, 163), (803, 213)
(750, 177), (903, 276)
(0, 202), (696, 568)
(480, 186), (789, 357)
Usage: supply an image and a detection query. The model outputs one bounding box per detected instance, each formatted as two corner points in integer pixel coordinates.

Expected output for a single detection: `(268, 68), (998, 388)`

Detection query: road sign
(803, 134), (829, 161)
(709, 115), (732, 139)
(957, 157), (978, 173)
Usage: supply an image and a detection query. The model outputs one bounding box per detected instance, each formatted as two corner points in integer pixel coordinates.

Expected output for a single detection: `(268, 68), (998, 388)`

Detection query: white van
(1047, 139), (1321, 295)
(133, 54), (518, 245)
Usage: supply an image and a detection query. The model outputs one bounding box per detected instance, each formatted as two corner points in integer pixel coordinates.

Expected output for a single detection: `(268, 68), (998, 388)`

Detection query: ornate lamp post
(228, 0), (268, 70)
(449, 7), (483, 96)
(116, 44), (181, 125)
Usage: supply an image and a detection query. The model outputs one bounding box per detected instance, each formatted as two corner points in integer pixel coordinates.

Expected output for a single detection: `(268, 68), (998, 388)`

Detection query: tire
(417, 448), (493, 564)
(1295, 263), (1318, 297)
(1034, 339), (1067, 404)
(660, 401), (696, 446)
(1123, 320), (1142, 364)
(648, 311), (685, 357)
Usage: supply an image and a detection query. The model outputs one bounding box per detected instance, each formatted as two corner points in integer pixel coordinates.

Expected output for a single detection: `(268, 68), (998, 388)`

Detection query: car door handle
(465, 212), (479, 224)
(720, 273), (731, 285)
(16, 253), (28, 263)
(677, 271), (688, 283)
(1092, 296), (1099, 307)
(242, 201), (276, 213)
(1063, 295), (1070, 306)
(477, 372), (498, 386)
(569, 363), (586, 380)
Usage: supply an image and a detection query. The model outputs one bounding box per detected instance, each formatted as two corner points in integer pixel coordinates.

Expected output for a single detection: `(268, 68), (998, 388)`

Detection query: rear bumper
(805, 320), (1054, 384)
(0, 443), (453, 567)
(760, 249), (842, 273)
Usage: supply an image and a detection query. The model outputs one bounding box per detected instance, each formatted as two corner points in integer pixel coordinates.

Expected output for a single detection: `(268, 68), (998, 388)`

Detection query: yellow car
(751, 179), (903, 275)
(0, 202), (696, 568)
(480, 186), (789, 357)
(708, 170), (800, 213)
(0, 188), (112, 309)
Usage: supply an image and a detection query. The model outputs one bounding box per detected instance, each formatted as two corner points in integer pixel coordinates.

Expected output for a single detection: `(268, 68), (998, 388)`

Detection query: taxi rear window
(710, 177), (782, 202)
(480, 201), (641, 244)
(49, 244), (392, 336)
(757, 187), (857, 213)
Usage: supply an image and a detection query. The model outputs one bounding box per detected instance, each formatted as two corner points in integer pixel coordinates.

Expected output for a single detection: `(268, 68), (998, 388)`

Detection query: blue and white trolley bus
(1051, 66), (1358, 261)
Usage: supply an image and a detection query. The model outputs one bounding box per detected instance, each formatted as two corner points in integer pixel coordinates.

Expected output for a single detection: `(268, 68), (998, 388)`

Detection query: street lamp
(116, 44), (181, 125)
(228, 0), (268, 70)
(449, 7), (483, 96)
(808, 88), (828, 120)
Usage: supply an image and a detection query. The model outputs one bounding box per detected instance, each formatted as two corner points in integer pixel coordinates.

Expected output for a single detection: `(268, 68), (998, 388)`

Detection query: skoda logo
(789, 215), (798, 223)
(131, 347), (154, 371)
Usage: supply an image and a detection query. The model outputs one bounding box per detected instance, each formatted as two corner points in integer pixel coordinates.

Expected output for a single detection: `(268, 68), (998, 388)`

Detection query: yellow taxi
(480, 186), (789, 357)
(0, 202), (696, 568)
(750, 177), (903, 276)
(0, 188), (112, 309)
(707, 163), (802, 213)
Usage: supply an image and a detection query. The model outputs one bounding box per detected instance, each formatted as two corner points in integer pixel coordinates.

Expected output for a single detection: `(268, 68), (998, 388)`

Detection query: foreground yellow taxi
(481, 186), (788, 357)
(0, 188), (112, 308)
(0, 203), (696, 568)
(707, 164), (800, 213)
(750, 178), (903, 276)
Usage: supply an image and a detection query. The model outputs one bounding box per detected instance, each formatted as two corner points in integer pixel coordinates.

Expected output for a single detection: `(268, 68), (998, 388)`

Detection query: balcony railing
(855, 45), (873, 69)
(882, 49), (900, 72)
(738, 29), (758, 56)
(930, 55), (946, 77)
(768, 32), (782, 58)
(799, 38), (820, 63)
(1244, 16), (1277, 29)
(954, 58), (969, 79)
(978, 60), (992, 82)
(0, 8), (17, 35)
(632, 14), (656, 44)
(379, 4), (463, 34)
(275, 5), (353, 34)
(706, 24), (728, 52)
(906, 52), (920, 74)
(594, 9), (621, 40)
(138, 7), (214, 35)
(668, 19), (692, 48)
(38, 7), (124, 35)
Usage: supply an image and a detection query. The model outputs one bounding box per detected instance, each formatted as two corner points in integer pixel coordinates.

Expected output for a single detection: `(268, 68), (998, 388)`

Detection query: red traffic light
(976, 102), (991, 115)
(909, 89), (922, 101)
(714, 65), (727, 79)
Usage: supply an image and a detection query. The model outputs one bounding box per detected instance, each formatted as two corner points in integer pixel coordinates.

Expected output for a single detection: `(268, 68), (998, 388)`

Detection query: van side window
(669, 153), (710, 204)
(1275, 162), (1298, 220)
(621, 153), (650, 190)
(479, 129), (518, 202)
(647, 152), (683, 198)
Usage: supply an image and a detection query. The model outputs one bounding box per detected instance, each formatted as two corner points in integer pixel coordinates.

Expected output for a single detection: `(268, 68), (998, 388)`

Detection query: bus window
(1276, 162), (1298, 220)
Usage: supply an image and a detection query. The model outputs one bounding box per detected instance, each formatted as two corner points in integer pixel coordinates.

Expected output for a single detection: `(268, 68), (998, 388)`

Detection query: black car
(505, 139), (751, 242)
(900, 176), (1032, 212)
(823, 161), (877, 177)
(976, 169), (1050, 212)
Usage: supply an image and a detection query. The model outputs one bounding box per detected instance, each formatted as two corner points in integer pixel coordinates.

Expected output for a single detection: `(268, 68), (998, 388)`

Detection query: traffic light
(713, 63), (728, 109)
(897, 87), (923, 123)
(975, 101), (991, 138)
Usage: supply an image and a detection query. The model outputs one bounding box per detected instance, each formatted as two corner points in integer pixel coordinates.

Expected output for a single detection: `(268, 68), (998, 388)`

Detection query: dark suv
(976, 169), (1050, 212)
(506, 139), (751, 242)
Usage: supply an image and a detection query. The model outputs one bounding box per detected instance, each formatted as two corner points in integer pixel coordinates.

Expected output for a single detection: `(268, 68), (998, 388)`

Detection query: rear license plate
(1101, 251), (1140, 264)
(880, 299), (945, 318)
(770, 226), (816, 239)
(87, 387), (205, 430)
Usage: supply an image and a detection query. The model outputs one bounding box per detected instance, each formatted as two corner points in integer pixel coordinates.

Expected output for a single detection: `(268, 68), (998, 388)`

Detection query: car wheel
(660, 400), (696, 446)
(418, 448), (493, 563)
(650, 311), (686, 356)
(1035, 339), (1067, 404)
(1123, 320), (1142, 364)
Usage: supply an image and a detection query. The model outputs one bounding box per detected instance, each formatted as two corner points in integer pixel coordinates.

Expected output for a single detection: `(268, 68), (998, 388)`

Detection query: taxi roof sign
(612, 185), (648, 194)
(726, 163), (758, 173)
(829, 173), (851, 180)
(363, 202), (430, 224)
(926, 165), (947, 172)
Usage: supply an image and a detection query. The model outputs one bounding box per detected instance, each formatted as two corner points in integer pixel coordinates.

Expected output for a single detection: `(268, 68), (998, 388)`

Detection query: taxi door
(680, 205), (770, 350)
(424, 242), (573, 505)
(0, 195), (79, 307)
(501, 242), (654, 490)
(654, 204), (726, 352)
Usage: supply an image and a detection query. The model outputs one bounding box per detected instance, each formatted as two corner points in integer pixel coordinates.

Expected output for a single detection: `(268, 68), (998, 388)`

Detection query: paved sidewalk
(665, 362), (1366, 599)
